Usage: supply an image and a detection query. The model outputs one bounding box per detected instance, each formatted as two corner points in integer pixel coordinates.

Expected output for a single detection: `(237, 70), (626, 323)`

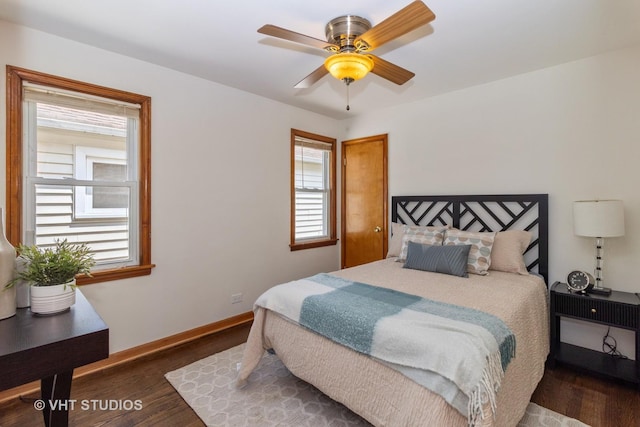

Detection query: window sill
(77, 264), (156, 285)
(290, 239), (338, 251)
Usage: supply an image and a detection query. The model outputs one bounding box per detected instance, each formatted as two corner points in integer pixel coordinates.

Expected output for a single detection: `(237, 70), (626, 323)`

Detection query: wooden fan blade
(258, 24), (338, 51)
(294, 65), (329, 89)
(369, 55), (415, 85)
(355, 1), (435, 52)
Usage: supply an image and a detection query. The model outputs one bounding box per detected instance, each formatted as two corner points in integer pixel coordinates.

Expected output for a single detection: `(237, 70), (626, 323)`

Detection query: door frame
(340, 134), (388, 268)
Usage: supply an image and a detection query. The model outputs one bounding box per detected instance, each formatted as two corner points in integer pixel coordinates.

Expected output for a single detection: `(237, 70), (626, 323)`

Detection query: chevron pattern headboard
(391, 194), (549, 283)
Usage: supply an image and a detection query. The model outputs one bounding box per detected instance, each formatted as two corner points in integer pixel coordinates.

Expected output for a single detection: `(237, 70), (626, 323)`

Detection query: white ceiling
(1, 0), (639, 119)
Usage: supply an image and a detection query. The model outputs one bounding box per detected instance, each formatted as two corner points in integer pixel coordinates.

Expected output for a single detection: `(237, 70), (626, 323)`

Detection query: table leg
(41, 370), (73, 427)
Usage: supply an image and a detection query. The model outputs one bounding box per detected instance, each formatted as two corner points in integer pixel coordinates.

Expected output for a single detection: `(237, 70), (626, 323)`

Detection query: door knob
(374, 226), (382, 233)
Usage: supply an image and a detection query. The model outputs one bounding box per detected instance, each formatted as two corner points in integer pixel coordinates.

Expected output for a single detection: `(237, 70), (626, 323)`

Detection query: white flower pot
(30, 279), (76, 315)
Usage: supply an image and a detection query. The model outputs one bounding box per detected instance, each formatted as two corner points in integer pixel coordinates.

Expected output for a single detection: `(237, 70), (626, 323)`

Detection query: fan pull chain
(346, 83), (350, 111)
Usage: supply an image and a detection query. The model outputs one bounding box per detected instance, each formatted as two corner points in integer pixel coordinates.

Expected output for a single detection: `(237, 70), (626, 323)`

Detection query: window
(6, 66), (153, 284)
(74, 146), (129, 218)
(290, 129), (337, 250)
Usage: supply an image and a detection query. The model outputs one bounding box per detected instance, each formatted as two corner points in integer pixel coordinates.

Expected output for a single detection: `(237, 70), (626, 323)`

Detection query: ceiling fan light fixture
(324, 53), (374, 84)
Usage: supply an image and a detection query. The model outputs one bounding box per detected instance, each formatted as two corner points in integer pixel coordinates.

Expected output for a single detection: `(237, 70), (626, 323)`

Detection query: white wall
(0, 20), (342, 352)
(344, 45), (640, 358)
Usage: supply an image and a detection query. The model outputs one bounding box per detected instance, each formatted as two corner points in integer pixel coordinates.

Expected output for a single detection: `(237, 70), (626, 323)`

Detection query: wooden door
(341, 134), (388, 268)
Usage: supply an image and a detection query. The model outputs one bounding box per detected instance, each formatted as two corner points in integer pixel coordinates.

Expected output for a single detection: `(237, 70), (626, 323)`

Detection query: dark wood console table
(0, 289), (109, 427)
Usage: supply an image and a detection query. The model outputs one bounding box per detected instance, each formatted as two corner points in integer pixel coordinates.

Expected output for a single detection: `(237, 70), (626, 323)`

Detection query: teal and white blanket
(254, 273), (516, 426)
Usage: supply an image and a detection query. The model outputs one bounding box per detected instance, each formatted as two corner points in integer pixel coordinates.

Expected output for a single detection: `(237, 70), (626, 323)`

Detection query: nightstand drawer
(554, 293), (639, 329)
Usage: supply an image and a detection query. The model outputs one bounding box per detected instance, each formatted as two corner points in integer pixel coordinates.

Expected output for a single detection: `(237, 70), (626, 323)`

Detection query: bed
(238, 194), (550, 427)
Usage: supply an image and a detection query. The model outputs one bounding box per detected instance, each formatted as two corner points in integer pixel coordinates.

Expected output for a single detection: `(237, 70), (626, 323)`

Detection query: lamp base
(589, 286), (612, 296)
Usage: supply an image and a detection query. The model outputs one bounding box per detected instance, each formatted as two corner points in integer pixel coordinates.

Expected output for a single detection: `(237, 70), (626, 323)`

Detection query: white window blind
(294, 136), (331, 241)
(23, 83), (140, 117)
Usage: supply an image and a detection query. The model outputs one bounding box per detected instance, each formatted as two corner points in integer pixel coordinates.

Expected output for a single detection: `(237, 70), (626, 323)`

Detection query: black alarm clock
(566, 270), (595, 293)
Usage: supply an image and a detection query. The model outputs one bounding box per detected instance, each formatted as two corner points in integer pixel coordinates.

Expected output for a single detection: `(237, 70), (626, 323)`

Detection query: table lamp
(573, 200), (624, 295)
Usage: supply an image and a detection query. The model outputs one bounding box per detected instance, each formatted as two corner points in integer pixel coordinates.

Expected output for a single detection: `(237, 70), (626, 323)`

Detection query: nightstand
(549, 281), (640, 386)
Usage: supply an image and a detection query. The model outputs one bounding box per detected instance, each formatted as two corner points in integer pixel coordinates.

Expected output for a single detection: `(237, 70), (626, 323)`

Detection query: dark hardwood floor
(531, 363), (640, 427)
(0, 322), (637, 426)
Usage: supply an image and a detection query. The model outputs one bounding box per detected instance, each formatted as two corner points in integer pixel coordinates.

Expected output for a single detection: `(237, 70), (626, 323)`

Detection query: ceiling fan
(257, 1), (435, 89)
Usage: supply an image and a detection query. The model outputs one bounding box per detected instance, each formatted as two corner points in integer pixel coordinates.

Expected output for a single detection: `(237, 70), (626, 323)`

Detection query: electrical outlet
(231, 293), (243, 304)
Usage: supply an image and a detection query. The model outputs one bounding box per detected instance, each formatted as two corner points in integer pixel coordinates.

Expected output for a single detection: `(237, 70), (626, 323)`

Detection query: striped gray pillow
(403, 241), (471, 278)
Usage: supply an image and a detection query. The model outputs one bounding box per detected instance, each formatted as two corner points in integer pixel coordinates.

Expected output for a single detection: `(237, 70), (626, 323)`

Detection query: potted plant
(11, 239), (95, 315)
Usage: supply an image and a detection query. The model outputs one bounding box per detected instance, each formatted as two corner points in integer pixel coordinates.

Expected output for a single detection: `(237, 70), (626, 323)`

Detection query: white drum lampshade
(573, 200), (625, 238)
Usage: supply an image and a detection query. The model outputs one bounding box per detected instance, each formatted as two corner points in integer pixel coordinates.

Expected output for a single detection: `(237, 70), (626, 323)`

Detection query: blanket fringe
(467, 352), (504, 427)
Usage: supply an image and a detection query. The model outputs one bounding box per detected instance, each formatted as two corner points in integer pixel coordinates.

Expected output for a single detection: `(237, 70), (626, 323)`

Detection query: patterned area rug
(165, 344), (590, 427)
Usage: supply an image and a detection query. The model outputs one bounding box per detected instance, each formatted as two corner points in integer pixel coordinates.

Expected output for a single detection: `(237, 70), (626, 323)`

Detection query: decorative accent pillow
(397, 228), (445, 261)
(387, 223), (449, 258)
(489, 230), (532, 275)
(443, 229), (496, 275)
(386, 223), (406, 258)
(403, 241), (471, 278)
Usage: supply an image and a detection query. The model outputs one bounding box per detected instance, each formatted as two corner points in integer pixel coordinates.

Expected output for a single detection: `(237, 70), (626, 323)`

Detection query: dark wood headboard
(391, 194), (549, 283)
